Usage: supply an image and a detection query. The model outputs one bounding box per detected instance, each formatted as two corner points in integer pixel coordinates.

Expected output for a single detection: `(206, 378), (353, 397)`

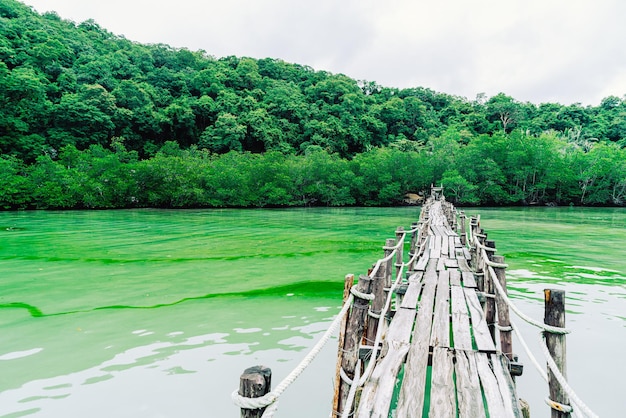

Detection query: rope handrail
(470, 232), (598, 416)
(473, 236), (571, 335)
(540, 332), (599, 418)
(232, 290), (355, 416)
(233, 218), (425, 416)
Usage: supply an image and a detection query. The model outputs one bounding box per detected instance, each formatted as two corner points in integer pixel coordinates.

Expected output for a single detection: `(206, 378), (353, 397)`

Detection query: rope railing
(472, 232), (599, 418)
(233, 214), (426, 417)
(234, 199), (602, 418)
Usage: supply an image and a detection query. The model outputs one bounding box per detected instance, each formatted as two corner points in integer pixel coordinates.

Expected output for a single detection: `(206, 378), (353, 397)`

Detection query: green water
(0, 207), (624, 417)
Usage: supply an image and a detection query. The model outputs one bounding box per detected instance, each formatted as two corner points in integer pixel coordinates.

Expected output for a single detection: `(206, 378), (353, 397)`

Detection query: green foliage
(0, 0), (624, 209)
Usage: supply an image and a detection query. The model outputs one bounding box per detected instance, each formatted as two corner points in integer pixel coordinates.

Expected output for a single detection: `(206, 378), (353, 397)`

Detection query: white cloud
(21, 0), (626, 105)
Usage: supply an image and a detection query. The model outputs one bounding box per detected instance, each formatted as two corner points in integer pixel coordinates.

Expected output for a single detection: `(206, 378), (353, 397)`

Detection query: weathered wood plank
(357, 308), (417, 418)
(448, 236), (456, 258)
(400, 272), (424, 309)
(441, 233), (449, 256)
(491, 354), (523, 418)
(396, 260), (439, 417)
(432, 235), (442, 259)
(464, 288), (496, 352)
(436, 258), (446, 271)
(457, 257), (472, 272)
(428, 347), (456, 417)
(455, 351), (486, 418)
(430, 270), (450, 348)
(444, 258), (459, 268)
(461, 271), (478, 288)
(475, 353), (508, 417)
(451, 285), (472, 351)
(414, 249), (430, 271)
(357, 340), (412, 418)
(449, 269), (461, 287)
(463, 247), (471, 260)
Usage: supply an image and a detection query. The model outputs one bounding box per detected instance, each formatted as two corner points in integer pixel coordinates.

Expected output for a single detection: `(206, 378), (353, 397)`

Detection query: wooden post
(493, 255), (513, 361)
(544, 289), (570, 418)
(381, 238), (397, 310)
(459, 211), (467, 246)
(484, 240), (497, 343)
(239, 366), (271, 418)
(409, 222), (419, 260)
(337, 274), (373, 415)
(395, 227), (404, 281)
(366, 248), (389, 345)
(332, 274), (355, 413)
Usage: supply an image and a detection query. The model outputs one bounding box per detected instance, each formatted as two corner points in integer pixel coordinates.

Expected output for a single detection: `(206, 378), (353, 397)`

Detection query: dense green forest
(1, 0), (625, 209)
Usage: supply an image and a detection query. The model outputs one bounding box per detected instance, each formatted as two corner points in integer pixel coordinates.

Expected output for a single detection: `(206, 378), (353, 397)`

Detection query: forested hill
(1, 0), (625, 209)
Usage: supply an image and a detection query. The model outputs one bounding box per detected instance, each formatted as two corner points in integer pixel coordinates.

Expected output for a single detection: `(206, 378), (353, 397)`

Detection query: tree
(199, 112), (246, 153)
(485, 93), (522, 133)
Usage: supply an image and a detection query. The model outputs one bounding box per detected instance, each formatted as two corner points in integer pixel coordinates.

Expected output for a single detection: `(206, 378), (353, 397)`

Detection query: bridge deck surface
(357, 201), (521, 418)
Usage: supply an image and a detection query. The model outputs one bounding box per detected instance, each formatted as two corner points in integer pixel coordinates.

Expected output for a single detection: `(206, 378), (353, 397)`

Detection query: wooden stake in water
(239, 365), (272, 418)
(544, 289), (570, 418)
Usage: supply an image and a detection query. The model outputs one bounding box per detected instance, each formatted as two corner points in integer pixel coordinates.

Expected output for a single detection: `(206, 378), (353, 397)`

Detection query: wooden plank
(491, 354), (523, 418)
(430, 270), (450, 348)
(451, 286), (472, 351)
(457, 257), (472, 272)
(464, 288), (496, 352)
(444, 258), (459, 268)
(431, 235), (442, 259)
(436, 258), (446, 271)
(414, 249), (429, 271)
(357, 309), (416, 418)
(428, 347), (456, 417)
(400, 272), (423, 309)
(454, 236), (462, 247)
(441, 234), (449, 256)
(396, 261), (439, 417)
(461, 271), (478, 288)
(463, 247), (471, 260)
(449, 269), (461, 287)
(448, 236), (456, 258)
(455, 351), (486, 418)
(385, 308), (417, 343)
(475, 353), (508, 417)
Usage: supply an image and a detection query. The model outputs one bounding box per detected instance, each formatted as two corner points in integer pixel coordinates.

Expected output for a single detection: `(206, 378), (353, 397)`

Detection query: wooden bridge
(234, 190), (583, 418)
(333, 197), (523, 417)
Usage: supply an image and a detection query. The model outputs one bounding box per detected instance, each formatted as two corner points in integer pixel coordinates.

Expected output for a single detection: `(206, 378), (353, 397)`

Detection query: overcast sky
(22, 0), (626, 106)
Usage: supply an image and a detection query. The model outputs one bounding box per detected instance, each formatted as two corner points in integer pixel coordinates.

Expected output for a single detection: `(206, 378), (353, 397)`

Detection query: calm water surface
(0, 207), (624, 417)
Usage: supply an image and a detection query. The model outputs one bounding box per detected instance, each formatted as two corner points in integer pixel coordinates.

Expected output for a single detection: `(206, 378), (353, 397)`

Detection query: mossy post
(395, 227), (404, 280)
(409, 222), (419, 261)
(544, 289), (570, 418)
(493, 255), (513, 361)
(485, 240), (497, 342)
(337, 274), (373, 415)
(366, 246), (389, 345)
(239, 365), (272, 418)
(332, 274), (355, 413)
(459, 211), (467, 245)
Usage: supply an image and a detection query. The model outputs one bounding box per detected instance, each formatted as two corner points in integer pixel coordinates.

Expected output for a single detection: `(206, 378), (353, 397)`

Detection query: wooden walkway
(235, 193), (584, 418)
(349, 200), (522, 418)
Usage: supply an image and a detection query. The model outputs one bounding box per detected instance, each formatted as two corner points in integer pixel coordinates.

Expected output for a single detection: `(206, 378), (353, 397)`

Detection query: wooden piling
(493, 255), (513, 361)
(484, 240), (497, 343)
(395, 227), (404, 280)
(332, 274), (355, 413)
(239, 365), (272, 418)
(459, 211), (467, 245)
(366, 252), (388, 345)
(410, 222), (419, 261)
(544, 289), (570, 418)
(337, 274), (373, 415)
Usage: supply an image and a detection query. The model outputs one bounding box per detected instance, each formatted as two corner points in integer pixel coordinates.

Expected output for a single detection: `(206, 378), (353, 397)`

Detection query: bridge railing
(232, 197), (598, 418)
